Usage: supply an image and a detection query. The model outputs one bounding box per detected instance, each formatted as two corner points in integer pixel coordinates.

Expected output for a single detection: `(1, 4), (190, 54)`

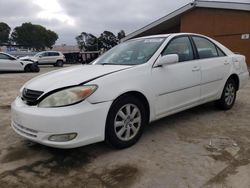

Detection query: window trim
(49, 52), (60, 56)
(160, 35), (196, 63)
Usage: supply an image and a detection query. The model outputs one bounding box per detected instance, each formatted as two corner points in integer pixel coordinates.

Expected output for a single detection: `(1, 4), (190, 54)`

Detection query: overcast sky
(0, 0), (248, 45)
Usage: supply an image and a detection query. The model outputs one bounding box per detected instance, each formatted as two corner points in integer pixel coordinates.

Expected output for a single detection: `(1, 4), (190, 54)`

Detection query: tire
(30, 64), (40, 72)
(24, 65), (31, 72)
(105, 96), (146, 149)
(215, 78), (237, 110)
(56, 60), (64, 67)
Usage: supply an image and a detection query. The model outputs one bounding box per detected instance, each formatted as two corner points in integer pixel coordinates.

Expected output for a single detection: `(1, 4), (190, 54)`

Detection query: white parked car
(20, 51), (66, 67)
(11, 33), (249, 149)
(0, 52), (39, 72)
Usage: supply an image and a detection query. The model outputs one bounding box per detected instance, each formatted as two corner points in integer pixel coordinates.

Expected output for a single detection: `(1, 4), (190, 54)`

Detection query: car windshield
(93, 38), (165, 65)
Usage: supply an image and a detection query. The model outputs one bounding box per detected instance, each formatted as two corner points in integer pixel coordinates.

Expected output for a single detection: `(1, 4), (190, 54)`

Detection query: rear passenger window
(192, 36), (223, 59)
(49, 52), (59, 56)
(162, 37), (194, 62)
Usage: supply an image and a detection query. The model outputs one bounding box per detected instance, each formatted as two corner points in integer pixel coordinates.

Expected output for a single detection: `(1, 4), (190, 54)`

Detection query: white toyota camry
(11, 33), (249, 149)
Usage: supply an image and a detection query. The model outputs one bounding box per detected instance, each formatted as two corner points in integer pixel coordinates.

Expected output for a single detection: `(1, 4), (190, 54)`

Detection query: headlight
(38, 85), (97, 107)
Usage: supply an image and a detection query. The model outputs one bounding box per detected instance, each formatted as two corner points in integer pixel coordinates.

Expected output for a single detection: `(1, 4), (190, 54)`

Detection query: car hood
(23, 64), (131, 92)
(20, 56), (38, 61)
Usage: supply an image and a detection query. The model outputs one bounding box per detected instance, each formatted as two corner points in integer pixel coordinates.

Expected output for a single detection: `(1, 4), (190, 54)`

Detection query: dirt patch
(89, 164), (140, 188)
(0, 105), (11, 110)
(0, 163), (139, 188)
(0, 139), (140, 188)
(208, 151), (234, 162)
(3, 148), (92, 176)
(205, 148), (250, 187)
(0, 147), (93, 187)
(1, 147), (37, 163)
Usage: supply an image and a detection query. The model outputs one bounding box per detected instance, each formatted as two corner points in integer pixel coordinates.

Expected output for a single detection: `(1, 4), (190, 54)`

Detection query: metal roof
(122, 0), (250, 42)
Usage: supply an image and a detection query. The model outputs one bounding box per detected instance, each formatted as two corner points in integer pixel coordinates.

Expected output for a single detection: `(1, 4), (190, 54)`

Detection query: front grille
(22, 88), (44, 105)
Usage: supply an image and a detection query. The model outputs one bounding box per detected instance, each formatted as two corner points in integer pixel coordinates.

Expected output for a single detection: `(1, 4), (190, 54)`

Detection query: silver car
(21, 51), (66, 67)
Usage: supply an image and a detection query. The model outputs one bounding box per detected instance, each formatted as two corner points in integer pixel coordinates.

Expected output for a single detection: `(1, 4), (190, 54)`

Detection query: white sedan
(11, 33), (249, 149)
(0, 52), (39, 72)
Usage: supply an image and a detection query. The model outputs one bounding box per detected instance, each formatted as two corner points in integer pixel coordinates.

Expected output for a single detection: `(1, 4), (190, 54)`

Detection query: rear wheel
(215, 78), (237, 110)
(105, 96), (146, 149)
(56, 60), (64, 67)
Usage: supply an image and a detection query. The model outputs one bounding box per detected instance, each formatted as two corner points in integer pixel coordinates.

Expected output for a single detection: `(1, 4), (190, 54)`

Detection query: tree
(75, 32), (98, 51)
(117, 30), (126, 41)
(76, 30), (125, 52)
(98, 31), (118, 51)
(45, 30), (59, 48)
(11, 22), (58, 50)
(0, 22), (11, 44)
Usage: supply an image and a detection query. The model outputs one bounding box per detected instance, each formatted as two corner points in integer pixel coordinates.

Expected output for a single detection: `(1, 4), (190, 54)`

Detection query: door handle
(224, 61), (230, 65)
(192, 66), (200, 72)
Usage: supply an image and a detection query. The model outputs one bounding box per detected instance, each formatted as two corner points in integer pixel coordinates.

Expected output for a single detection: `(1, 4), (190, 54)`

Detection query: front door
(38, 52), (50, 64)
(151, 36), (201, 118)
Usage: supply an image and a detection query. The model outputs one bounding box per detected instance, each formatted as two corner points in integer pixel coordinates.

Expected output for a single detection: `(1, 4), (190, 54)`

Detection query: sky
(0, 0), (248, 45)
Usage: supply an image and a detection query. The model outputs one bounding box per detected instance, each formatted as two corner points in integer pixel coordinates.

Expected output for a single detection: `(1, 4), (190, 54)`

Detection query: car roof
(132, 33), (208, 40)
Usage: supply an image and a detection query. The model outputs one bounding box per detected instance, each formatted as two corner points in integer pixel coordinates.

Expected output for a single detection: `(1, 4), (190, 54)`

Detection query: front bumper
(11, 97), (112, 148)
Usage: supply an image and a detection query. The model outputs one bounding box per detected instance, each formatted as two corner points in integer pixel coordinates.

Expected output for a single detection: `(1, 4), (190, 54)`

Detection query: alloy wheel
(224, 83), (235, 106)
(114, 104), (141, 141)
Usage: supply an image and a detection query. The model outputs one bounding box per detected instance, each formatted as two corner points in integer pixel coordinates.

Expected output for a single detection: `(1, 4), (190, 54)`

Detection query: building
(123, 1), (250, 65)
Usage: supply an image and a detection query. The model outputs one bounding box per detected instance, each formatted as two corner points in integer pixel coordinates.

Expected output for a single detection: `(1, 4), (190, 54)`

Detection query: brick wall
(181, 8), (250, 65)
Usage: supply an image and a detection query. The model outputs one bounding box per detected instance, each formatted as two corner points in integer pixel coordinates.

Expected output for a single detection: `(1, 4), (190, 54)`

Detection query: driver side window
(162, 37), (194, 62)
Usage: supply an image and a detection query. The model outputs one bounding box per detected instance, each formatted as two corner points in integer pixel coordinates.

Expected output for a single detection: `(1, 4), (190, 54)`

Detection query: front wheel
(30, 64), (40, 72)
(105, 96), (146, 149)
(215, 78), (237, 110)
(24, 65), (31, 72)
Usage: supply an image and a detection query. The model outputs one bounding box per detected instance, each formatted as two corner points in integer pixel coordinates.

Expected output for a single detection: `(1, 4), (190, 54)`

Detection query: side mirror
(38, 55), (42, 58)
(154, 54), (179, 67)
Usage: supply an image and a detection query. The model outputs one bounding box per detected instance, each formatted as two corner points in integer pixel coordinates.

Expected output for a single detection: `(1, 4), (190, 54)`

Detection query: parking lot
(0, 65), (249, 188)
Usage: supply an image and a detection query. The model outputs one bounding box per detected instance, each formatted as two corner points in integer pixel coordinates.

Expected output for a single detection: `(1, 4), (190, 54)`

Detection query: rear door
(191, 36), (230, 101)
(152, 36), (201, 118)
(48, 52), (59, 63)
